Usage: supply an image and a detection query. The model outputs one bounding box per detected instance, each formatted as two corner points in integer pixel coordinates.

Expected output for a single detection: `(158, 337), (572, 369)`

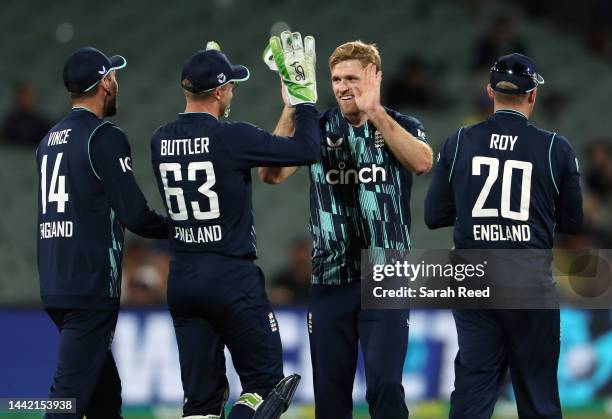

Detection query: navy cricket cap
(490, 53), (544, 94)
(63, 47), (127, 94)
(181, 49), (250, 94)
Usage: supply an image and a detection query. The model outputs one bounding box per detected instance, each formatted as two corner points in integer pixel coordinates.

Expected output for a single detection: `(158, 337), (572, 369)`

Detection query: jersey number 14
(40, 153), (69, 214)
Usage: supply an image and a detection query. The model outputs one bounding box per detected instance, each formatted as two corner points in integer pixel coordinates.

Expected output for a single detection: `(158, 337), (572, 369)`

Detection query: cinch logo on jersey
(325, 162), (387, 185)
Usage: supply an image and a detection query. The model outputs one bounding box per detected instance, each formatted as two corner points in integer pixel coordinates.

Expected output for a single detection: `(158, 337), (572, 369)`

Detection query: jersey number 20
(159, 162), (220, 221)
(471, 156), (532, 221)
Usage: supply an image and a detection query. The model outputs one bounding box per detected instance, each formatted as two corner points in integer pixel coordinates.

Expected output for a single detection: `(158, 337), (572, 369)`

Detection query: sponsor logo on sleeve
(119, 157), (132, 172)
(417, 129), (427, 141)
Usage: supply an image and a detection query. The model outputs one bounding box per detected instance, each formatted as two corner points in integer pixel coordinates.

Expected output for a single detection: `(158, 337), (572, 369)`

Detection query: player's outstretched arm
(424, 135), (457, 229)
(259, 84), (299, 184)
(90, 125), (168, 239)
(226, 103), (320, 169)
(258, 162), (299, 184)
(259, 31), (317, 183)
(355, 63), (433, 175)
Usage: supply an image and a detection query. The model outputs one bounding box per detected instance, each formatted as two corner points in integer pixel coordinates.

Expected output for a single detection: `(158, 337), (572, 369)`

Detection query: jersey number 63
(159, 161), (220, 221)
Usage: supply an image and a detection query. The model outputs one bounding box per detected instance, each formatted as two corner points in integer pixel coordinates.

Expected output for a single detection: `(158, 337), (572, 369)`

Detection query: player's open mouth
(340, 95), (353, 100)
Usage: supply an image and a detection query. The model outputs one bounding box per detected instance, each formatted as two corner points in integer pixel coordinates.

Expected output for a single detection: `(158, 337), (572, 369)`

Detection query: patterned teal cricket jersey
(309, 107), (427, 285)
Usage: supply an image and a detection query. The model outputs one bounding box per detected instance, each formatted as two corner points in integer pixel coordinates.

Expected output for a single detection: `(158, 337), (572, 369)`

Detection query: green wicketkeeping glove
(206, 41), (221, 51)
(262, 43), (277, 71)
(267, 31), (317, 105)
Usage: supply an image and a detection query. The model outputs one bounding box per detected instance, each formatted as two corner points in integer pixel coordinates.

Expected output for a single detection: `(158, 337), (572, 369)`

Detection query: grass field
(1, 401), (610, 418)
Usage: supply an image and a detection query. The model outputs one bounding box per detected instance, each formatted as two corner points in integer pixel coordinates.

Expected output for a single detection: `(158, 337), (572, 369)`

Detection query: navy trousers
(308, 281), (409, 419)
(44, 308), (122, 419)
(167, 253), (284, 418)
(450, 309), (562, 419)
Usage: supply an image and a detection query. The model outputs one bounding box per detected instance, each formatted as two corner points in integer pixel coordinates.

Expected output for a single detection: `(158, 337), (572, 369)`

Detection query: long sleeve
(90, 124), (168, 239)
(425, 132), (458, 229)
(224, 104), (320, 168)
(551, 135), (583, 234)
(394, 112), (428, 143)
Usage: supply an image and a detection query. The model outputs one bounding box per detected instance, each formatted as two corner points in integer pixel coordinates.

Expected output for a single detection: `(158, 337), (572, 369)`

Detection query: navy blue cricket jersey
(310, 107), (427, 284)
(150, 104), (319, 257)
(36, 108), (168, 310)
(425, 109), (583, 249)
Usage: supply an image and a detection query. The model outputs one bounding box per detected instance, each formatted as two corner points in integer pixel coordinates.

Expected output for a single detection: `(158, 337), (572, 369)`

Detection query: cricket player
(36, 47), (168, 418)
(425, 53), (583, 418)
(149, 37), (318, 419)
(260, 37), (433, 418)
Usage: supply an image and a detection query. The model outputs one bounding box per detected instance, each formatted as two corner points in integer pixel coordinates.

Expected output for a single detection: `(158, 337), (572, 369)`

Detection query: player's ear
(100, 74), (113, 94)
(486, 84), (495, 100)
(528, 88), (537, 104)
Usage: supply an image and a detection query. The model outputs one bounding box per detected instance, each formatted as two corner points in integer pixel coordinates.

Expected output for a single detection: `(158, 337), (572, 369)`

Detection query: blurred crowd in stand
(1, 81), (52, 148)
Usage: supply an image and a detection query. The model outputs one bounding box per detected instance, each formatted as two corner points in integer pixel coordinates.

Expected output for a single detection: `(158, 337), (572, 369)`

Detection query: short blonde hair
(495, 81), (519, 91)
(492, 81), (529, 105)
(329, 41), (381, 71)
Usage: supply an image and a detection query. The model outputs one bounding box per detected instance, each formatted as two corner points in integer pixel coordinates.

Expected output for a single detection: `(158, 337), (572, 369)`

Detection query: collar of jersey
(339, 109), (369, 129)
(71, 106), (96, 116)
(178, 111), (217, 120)
(494, 109), (527, 119)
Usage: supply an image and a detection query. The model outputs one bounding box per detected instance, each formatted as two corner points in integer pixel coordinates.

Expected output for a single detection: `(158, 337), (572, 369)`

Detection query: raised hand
(268, 31), (317, 106)
(353, 63), (382, 115)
